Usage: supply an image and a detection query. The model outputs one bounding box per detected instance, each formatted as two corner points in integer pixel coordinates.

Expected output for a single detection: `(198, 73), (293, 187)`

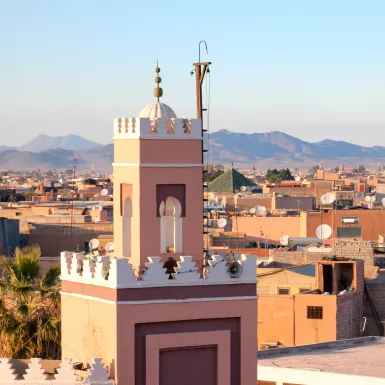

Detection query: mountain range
(1, 131), (385, 171)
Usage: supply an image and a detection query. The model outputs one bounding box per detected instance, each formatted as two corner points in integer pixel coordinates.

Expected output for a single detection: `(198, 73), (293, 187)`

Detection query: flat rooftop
(258, 337), (385, 379)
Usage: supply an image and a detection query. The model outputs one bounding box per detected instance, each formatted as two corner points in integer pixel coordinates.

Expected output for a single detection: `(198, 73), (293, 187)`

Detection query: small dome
(139, 102), (177, 121)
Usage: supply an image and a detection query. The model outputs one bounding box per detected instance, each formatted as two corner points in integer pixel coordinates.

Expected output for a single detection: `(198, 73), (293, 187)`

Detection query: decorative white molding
(24, 358), (48, 381)
(54, 359), (78, 382)
(0, 357), (112, 384)
(61, 291), (258, 305)
(112, 163), (203, 168)
(87, 358), (110, 382)
(113, 117), (201, 140)
(60, 253), (257, 288)
(0, 358), (17, 380)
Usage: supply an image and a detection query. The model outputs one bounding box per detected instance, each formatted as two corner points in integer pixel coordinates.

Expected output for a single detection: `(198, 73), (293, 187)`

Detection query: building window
(278, 288), (290, 295)
(15, 212), (22, 216)
(307, 306), (323, 319)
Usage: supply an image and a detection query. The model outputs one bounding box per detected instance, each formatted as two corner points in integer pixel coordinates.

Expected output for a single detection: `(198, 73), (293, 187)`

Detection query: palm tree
(0, 245), (61, 359)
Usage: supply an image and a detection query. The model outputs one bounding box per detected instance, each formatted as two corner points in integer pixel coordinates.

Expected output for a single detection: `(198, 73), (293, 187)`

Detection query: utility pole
(191, 41), (211, 262)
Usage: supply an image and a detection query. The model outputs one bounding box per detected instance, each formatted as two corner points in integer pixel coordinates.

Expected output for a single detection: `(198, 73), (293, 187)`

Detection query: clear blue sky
(1, 0), (384, 146)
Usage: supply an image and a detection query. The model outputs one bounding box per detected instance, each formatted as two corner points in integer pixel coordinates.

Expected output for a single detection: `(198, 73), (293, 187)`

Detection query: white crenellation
(87, 358), (111, 382)
(239, 254), (257, 282)
(24, 358), (48, 381)
(113, 117), (201, 140)
(107, 258), (137, 288)
(54, 359), (78, 382)
(0, 358), (17, 380)
(144, 257), (172, 282)
(60, 253), (257, 287)
(0, 357), (112, 384)
(205, 255), (230, 282)
(174, 256), (200, 282)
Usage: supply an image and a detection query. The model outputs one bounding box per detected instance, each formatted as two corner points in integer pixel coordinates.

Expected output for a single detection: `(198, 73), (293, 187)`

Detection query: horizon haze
(1, 1), (384, 146)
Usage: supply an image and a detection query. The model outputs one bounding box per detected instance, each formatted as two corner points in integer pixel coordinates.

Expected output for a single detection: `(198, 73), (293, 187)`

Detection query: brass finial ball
(154, 76), (162, 84)
(154, 87), (163, 98)
(155, 66), (160, 73)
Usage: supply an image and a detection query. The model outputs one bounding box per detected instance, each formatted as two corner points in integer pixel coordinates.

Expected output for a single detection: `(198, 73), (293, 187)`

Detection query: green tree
(265, 168), (293, 183)
(0, 245), (61, 358)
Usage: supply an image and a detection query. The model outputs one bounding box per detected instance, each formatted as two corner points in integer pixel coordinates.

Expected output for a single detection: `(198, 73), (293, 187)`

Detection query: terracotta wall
(258, 296), (295, 348)
(294, 294), (337, 345)
(306, 209), (385, 241)
(232, 216), (304, 244)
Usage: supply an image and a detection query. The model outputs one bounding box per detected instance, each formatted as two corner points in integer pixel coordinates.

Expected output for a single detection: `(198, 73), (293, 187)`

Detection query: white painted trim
(113, 163), (203, 168)
(257, 365), (385, 385)
(61, 291), (257, 305)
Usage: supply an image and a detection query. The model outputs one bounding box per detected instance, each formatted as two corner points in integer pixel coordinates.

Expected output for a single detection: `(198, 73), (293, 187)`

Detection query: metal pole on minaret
(191, 41), (211, 261)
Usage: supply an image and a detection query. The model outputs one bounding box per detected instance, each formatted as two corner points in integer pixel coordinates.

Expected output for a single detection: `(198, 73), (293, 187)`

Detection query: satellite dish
(322, 192), (335, 205)
(240, 186), (247, 192)
(259, 206), (267, 212)
(105, 242), (115, 253)
(280, 235), (289, 246)
(89, 238), (100, 251)
(255, 205), (261, 212)
(316, 224), (332, 240)
(249, 207), (256, 214)
(294, 176), (301, 182)
(57, 195), (62, 199)
(92, 217), (100, 223)
(382, 197), (385, 207)
(217, 218), (227, 228)
(101, 189), (108, 197)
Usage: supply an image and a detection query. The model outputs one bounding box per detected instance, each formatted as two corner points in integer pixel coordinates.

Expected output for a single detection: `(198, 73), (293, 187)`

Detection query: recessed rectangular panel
(337, 227), (362, 238)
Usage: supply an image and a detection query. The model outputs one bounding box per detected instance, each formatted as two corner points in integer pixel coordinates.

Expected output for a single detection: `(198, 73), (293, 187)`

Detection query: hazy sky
(1, 0), (384, 147)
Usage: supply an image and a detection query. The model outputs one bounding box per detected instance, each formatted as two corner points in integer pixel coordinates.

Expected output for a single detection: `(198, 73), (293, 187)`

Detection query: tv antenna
(191, 41), (211, 265)
(69, 156), (77, 249)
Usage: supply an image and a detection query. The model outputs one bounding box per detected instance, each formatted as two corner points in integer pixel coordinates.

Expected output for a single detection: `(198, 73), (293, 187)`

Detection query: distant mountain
(0, 145), (16, 152)
(1, 130), (385, 171)
(19, 134), (102, 152)
(207, 130), (385, 165)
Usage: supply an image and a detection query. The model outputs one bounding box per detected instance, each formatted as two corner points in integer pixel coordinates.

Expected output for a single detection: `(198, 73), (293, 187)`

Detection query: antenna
(69, 156), (77, 249)
(101, 188), (108, 197)
(192, 42), (211, 267)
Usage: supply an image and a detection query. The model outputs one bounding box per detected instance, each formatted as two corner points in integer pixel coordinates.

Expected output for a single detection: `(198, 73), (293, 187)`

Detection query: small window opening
(307, 306), (323, 319)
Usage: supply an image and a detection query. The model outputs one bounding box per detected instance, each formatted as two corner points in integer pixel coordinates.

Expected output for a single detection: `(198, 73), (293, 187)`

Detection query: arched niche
(122, 196), (132, 257)
(159, 196), (182, 253)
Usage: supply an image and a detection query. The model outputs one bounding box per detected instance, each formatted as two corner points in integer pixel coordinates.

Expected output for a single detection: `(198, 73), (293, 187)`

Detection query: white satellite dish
(57, 194), (62, 199)
(259, 206), (267, 212)
(89, 238), (100, 250)
(316, 224), (332, 240)
(382, 197), (385, 207)
(101, 189), (108, 197)
(255, 205), (261, 212)
(240, 186), (247, 192)
(105, 242), (115, 253)
(92, 217), (100, 223)
(322, 192), (336, 205)
(249, 207), (256, 214)
(294, 176), (301, 182)
(217, 218), (227, 228)
(280, 235), (289, 246)
(365, 195), (375, 203)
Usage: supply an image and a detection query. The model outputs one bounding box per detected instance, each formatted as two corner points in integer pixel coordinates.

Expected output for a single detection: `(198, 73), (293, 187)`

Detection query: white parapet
(0, 357), (113, 384)
(113, 117), (201, 140)
(60, 252), (257, 288)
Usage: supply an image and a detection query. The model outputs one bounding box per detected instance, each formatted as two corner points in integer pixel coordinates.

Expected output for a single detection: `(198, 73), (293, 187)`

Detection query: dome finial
(153, 60), (163, 102)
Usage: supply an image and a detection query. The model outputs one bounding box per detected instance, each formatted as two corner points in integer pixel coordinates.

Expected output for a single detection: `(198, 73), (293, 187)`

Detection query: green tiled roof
(208, 168), (256, 193)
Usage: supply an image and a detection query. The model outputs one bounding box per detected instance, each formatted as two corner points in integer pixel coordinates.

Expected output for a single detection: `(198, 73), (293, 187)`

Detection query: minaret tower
(60, 63), (257, 385)
(112, 63), (203, 270)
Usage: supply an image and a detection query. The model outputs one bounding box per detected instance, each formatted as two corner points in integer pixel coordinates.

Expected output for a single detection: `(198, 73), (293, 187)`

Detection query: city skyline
(1, 0), (384, 146)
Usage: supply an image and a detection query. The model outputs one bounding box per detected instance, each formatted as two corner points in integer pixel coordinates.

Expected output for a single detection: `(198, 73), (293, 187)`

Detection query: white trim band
(113, 163), (203, 168)
(61, 291), (258, 305)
